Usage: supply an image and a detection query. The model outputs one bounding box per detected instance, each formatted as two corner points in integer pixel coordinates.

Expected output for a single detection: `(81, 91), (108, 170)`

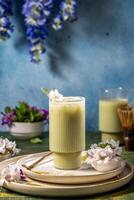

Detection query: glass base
(101, 132), (124, 145)
(53, 152), (81, 170)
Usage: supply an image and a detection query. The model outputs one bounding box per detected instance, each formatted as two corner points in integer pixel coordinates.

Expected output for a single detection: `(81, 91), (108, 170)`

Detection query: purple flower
(1, 103), (49, 125)
(1, 165), (27, 184)
(30, 106), (39, 111)
(39, 109), (49, 121)
(29, 106), (49, 122)
(19, 169), (27, 181)
(1, 112), (16, 126)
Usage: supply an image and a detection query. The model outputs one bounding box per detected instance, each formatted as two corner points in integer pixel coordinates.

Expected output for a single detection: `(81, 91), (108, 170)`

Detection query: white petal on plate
(0, 179), (4, 186)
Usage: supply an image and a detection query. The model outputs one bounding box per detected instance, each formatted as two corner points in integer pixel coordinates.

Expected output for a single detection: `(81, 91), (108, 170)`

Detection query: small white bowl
(91, 158), (121, 172)
(10, 121), (44, 139)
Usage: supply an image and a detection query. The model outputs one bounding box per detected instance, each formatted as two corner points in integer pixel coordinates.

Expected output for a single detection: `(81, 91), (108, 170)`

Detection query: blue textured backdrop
(0, 0), (134, 131)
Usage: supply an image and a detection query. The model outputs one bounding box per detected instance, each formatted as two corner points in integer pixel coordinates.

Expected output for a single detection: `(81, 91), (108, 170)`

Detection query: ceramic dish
(0, 156), (133, 197)
(17, 152), (126, 184)
(0, 153), (11, 162)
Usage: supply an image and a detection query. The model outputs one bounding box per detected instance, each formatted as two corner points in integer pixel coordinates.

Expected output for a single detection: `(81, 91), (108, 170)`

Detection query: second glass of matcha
(49, 96), (85, 170)
(99, 87), (128, 143)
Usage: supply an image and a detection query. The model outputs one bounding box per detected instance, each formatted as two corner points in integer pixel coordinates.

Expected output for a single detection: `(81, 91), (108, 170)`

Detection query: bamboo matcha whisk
(117, 106), (134, 131)
(117, 105), (134, 151)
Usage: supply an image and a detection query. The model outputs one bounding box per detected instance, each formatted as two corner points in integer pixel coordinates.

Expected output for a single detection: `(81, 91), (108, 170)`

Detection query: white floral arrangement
(0, 139), (123, 186)
(87, 139), (122, 172)
(0, 138), (21, 157)
(0, 164), (27, 186)
(49, 89), (63, 101)
(42, 88), (64, 102)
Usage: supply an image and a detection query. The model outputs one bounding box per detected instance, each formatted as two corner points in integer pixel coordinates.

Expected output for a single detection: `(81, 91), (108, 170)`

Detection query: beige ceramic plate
(0, 156), (133, 197)
(0, 153), (11, 162)
(17, 152), (126, 184)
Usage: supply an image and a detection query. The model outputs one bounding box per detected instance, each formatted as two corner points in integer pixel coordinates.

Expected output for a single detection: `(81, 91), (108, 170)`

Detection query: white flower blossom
(0, 139), (6, 154)
(0, 138), (21, 156)
(49, 89), (63, 101)
(88, 140), (122, 164)
(0, 164), (27, 186)
(99, 139), (122, 156)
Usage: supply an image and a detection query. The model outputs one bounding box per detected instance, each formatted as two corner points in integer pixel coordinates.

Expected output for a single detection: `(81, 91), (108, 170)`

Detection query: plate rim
(3, 163), (133, 189)
(17, 151), (126, 177)
(0, 154), (133, 197)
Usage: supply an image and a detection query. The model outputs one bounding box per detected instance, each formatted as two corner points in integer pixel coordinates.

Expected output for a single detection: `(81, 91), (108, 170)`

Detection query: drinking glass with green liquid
(49, 96), (85, 170)
(99, 88), (128, 143)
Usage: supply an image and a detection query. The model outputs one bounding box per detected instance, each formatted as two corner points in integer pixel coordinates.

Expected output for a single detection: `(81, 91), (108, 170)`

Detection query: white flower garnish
(49, 89), (63, 101)
(0, 164), (27, 186)
(99, 139), (122, 156)
(0, 139), (6, 154)
(41, 88), (64, 102)
(88, 140), (122, 172)
(0, 138), (21, 156)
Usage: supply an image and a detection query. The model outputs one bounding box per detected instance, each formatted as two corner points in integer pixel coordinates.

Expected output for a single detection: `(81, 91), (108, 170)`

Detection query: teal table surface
(0, 132), (134, 200)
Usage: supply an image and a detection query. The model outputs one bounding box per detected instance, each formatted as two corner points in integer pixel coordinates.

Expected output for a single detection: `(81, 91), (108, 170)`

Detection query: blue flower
(0, 0), (14, 41)
(52, 14), (63, 31)
(0, 0), (78, 62)
(60, 0), (77, 21)
(52, 0), (77, 31)
(0, 0), (13, 16)
(22, 0), (55, 63)
(22, 0), (78, 63)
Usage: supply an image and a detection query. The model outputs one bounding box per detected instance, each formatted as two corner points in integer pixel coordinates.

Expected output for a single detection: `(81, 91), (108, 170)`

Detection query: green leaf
(16, 109), (24, 122)
(3, 101), (46, 123)
(99, 143), (112, 148)
(41, 88), (49, 96)
(30, 138), (42, 144)
(4, 106), (12, 113)
(33, 112), (43, 122)
(18, 101), (29, 114)
(30, 112), (34, 122)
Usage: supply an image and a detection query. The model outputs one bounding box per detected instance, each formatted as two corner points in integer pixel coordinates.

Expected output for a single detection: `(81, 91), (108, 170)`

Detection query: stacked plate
(0, 152), (133, 197)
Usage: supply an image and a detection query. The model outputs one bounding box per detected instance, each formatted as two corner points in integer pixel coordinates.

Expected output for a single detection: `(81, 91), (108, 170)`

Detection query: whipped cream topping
(49, 89), (63, 101)
(0, 164), (27, 186)
(0, 138), (21, 156)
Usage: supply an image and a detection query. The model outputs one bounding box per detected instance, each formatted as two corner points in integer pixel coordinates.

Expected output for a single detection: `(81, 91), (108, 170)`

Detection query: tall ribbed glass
(49, 97), (85, 169)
